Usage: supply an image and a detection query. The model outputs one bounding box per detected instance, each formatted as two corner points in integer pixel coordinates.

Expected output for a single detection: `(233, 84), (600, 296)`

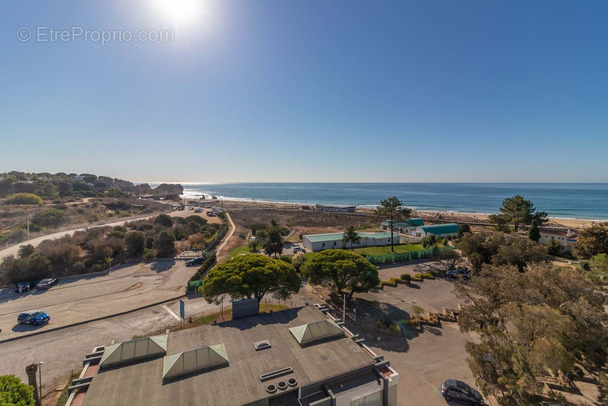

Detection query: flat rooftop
(82, 306), (375, 406)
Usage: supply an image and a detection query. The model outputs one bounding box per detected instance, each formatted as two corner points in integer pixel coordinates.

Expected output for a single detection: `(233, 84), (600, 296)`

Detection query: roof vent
(260, 367), (293, 382)
(288, 378), (298, 387)
(266, 384), (277, 394)
(253, 340), (271, 351)
(277, 381), (288, 390)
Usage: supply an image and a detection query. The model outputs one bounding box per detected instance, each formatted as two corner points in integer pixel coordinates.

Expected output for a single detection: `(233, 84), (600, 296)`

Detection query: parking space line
(162, 304), (181, 322)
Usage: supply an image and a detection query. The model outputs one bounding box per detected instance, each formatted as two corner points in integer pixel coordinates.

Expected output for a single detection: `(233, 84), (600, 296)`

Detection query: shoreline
(207, 199), (604, 230)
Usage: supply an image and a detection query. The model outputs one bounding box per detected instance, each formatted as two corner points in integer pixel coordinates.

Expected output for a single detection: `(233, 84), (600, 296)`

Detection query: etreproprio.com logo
(17, 26), (175, 45)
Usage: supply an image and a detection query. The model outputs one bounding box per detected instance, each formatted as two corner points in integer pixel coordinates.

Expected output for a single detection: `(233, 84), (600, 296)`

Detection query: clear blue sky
(2, 0), (607, 183)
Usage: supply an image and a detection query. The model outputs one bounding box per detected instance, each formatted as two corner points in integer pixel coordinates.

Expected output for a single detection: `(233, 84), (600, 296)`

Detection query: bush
(154, 214), (173, 228)
(421, 272), (434, 279)
(32, 209), (69, 228)
(5, 193), (42, 205)
(400, 273), (412, 282)
(413, 273), (423, 280)
(280, 255), (292, 264)
(389, 277), (400, 285)
(87, 214), (100, 223)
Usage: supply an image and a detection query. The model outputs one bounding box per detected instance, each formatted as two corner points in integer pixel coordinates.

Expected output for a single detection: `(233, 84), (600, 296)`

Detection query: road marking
(162, 305), (181, 322)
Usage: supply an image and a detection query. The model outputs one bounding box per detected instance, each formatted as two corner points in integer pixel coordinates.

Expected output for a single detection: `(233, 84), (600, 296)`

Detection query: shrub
(32, 209), (69, 228)
(154, 214), (173, 228)
(400, 273), (412, 282)
(413, 273), (423, 280)
(421, 272), (434, 279)
(280, 255), (292, 264)
(411, 305), (425, 318)
(87, 214), (100, 223)
(5, 193), (42, 205)
(389, 277), (400, 285)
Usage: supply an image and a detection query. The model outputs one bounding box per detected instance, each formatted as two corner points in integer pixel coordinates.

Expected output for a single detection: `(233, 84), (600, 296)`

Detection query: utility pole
(343, 293), (346, 323)
(26, 217), (30, 239)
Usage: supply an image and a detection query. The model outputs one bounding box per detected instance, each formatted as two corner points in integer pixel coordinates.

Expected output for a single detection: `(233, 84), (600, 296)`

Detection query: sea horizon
(146, 182), (608, 221)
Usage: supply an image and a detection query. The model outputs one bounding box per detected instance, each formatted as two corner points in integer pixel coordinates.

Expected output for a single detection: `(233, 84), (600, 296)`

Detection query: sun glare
(155, 0), (203, 26)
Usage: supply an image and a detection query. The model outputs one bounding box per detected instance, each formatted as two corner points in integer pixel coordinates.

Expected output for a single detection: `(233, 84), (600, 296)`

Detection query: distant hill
(0, 171), (183, 199)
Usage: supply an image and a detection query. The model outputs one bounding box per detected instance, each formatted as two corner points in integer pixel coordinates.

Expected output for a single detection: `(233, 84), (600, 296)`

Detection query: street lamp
(36, 362), (44, 402)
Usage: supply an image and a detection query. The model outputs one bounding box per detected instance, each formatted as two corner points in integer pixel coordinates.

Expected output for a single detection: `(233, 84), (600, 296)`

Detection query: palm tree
(342, 226), (361, 249)
(376, 196), (412, 252)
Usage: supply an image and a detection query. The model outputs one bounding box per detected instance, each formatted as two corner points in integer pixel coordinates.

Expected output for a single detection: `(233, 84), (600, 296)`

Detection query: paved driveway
(343, 261), (481, 406)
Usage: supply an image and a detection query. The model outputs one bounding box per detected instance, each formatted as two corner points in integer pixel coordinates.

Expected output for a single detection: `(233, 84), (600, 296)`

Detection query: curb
(0, 294), (184, 344)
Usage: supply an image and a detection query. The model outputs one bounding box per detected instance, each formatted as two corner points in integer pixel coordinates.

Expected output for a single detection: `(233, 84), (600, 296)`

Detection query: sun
(155, 0), (202, 26)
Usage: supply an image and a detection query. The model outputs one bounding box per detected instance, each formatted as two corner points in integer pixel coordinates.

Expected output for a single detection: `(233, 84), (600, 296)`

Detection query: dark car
(36, 278), (58, 290)
(17, 310), (51, 326)
(441, 380), (484, 405)
(446, 269), (471, 280)
(186, 257), (205, 267)
(14, 282), (31, 293)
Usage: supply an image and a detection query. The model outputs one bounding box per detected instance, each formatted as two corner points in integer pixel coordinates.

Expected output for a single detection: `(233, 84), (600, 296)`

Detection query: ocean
(174, 183), (608, 220)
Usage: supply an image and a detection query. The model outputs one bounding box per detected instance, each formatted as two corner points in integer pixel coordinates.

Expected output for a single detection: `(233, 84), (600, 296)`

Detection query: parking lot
(0, 260), (196, 341)
(342, 260), (481, 406)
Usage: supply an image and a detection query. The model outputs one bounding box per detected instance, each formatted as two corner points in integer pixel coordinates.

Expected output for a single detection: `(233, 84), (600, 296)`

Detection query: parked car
(36, 278), (58, 290)
(17, 310), (51, 326)
(446, 269), (471, 279)
(194, 208), (203, 213)
(206, 211), (216, 216)
(292, 247), (306, 253)
(186, 257), (205, 267)
(441, 380), (484, 405)
(14, 282), (30, 293)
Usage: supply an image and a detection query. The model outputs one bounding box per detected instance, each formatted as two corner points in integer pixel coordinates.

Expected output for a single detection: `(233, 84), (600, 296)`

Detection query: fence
(364, 246), (453, 265)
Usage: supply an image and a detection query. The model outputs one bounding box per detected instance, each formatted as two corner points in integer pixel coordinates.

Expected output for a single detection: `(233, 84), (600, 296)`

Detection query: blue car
(17, 310), (50, 326)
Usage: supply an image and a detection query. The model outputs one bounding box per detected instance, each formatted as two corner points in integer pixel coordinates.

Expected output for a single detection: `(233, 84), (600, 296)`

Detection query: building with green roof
(404, 223), (460, 238)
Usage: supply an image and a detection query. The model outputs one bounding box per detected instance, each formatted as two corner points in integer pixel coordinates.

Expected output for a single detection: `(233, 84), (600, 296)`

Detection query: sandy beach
(218, 200), (604, 230)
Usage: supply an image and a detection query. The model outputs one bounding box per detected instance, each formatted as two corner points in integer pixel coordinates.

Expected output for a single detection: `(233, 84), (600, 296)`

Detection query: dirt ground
(221, 202), (382, 257)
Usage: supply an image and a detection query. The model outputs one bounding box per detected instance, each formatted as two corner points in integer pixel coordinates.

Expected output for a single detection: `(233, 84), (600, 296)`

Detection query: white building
(539, 228), (578, 253)
(315, 204), (356, 213)
(302, 232), (398, 252)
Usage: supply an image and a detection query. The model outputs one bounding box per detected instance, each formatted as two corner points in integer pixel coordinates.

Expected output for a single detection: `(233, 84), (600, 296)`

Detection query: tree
(201, 255), (300, 306)
(492, 237), (549, 272)
(528, 220), (540, 242)
(547, 237), (561, 256)
(41, 182), (58, 199)
(248, 240), (260, 253)
(0, 375), (35, 406)
(588, 253), (608, 285)
(455, 263), (608, 404)
(125, 232), (145, 258)
(573, 224), (608, 259)
(301, 249), (379, 299)
(154, 214), (174, 228)
(17, 245), (35, 259)
(154, 231), (176, 258)
(342, 226), (360, 249)
(457, 232), (547, 273)
(430, 249), (466, 272)
(421, 234), (440, 248)
(457, 224), (471, 239)
(488, 195), (548, 231)
(264, 226), (284, 258)
(376, 197), (412, 252)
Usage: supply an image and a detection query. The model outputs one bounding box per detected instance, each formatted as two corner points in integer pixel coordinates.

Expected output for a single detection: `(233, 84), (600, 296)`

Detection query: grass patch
(55, 374), (76, 406)
(353, 243), (427, 256)
(228, 245), (251, 259)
